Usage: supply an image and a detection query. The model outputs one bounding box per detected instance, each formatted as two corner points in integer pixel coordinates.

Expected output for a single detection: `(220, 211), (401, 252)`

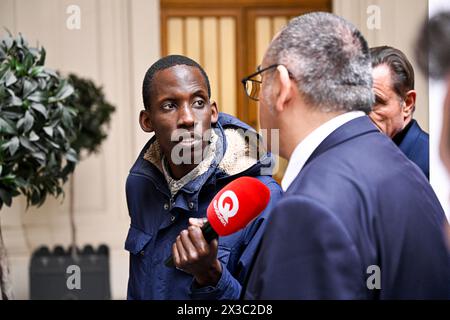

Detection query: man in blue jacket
(243, 12), (450, 299)
(369, 46), (429, 179)
(125, 55), (282, 299)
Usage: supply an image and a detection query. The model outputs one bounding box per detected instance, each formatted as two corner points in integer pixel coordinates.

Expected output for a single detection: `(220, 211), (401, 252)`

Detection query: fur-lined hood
(143, 125), (262, 177)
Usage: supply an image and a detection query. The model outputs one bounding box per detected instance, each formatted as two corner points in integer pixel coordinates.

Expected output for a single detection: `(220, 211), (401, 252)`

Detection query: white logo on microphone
(214, 190), (239, 226)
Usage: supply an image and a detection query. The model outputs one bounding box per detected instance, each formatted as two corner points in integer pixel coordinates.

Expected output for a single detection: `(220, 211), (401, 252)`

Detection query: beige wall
(334, 0), (429, 132)
(0, 0), (160, 299)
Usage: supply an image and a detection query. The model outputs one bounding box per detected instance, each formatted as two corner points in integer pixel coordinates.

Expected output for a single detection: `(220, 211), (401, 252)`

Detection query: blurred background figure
(416, 11), (450, 178)
(415, 9), (450, 248)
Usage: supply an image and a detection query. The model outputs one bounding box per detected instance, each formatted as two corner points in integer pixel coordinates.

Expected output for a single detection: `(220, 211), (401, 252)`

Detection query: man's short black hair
(142, 55), (211, 109)
(370, 46), (415, 100)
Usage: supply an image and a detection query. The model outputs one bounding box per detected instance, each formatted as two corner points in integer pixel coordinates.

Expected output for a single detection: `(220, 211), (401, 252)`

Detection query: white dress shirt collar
(281, 111), (366, 191)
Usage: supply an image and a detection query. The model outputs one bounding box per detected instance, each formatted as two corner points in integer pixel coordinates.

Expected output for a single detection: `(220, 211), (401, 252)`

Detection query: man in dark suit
(369, 46), (429, 179)
(242, 12), (450, 299)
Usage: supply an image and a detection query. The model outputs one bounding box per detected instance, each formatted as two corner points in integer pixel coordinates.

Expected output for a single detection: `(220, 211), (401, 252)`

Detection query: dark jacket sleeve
(190, 179), (283, 300)
(244, 195), (366, 299)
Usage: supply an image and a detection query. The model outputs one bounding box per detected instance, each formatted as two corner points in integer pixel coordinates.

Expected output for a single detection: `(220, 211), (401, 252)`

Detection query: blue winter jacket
(125, 113), (283, 300)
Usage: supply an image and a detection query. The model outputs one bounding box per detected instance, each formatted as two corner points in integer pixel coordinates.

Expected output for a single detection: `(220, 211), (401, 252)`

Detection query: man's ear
(139, 109), (154, 132)
(210, 101), (219, 125)
(275, 65), (292, 112)
(403, 90), (416, 118)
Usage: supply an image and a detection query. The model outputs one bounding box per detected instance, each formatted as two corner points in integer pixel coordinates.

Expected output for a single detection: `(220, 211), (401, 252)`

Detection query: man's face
(258, 58), (276, 132)
(141, 65), (218, 166)
(369, 64), (406, 138)
(257, 60), (279, 156)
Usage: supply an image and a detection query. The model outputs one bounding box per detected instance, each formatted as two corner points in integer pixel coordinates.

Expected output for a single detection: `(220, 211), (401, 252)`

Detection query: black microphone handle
(164, 221), (218, 268)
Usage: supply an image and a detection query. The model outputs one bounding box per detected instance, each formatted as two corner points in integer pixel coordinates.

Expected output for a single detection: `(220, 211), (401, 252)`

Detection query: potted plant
(27, 71), (115, 301)
(28, 74), (116, 300)
(0, 32), (79, 299)
(64, 73), (115, 259)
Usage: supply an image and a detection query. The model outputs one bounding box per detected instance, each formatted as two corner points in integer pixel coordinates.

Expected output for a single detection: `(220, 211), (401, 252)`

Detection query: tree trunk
(69, 174), (78, 260)
(0, 221), (14, 300)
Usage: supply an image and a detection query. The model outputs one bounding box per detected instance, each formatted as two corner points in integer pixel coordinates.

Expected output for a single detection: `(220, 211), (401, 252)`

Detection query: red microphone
(165, 176), (271, 267)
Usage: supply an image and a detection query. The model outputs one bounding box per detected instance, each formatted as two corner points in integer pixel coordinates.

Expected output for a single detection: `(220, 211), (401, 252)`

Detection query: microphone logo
(213, 190), (239, 226)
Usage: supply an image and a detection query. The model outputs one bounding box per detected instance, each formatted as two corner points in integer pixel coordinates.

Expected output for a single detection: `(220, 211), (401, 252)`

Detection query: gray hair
(265, 12), (374, 113)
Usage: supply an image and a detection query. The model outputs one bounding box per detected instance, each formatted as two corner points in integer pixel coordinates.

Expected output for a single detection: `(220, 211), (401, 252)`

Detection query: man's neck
(281, 109), (346, 159)
(166, 162), (198, 180)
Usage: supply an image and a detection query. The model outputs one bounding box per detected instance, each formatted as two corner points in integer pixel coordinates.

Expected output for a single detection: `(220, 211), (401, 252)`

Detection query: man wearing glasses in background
(240, 12), (450, 299)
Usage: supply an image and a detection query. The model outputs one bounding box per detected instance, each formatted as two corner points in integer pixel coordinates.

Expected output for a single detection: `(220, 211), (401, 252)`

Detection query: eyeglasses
(241, 64), (280, 101)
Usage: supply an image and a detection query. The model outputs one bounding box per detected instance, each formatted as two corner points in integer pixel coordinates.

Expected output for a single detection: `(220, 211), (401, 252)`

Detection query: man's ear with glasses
(274, 65), (293, 112)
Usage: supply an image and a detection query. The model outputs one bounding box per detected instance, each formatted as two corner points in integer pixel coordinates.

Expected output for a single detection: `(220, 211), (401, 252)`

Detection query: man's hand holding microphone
(172, 218), (222, 287)
(166, 176), (271, 287)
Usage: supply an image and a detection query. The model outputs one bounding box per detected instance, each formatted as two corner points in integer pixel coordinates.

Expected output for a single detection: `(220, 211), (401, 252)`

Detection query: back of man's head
(370, 46), (415, 100)
(265, 12), (373, 113)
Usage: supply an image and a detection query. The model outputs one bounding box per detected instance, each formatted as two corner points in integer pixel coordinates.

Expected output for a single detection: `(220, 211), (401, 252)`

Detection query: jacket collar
(395, 119), (424, 158)
(304, 115), (380, 167)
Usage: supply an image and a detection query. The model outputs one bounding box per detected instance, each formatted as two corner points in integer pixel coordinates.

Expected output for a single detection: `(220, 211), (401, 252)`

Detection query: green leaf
(43, 126), (53, 137)
(37, 77), (46, 89)
(23, 110), (34, 132)
(4, 70), (17, 87)
(37, 46), (46, 66)
(0, 117), (16, 134)
(48, 152), (56, 167)
(30, 66), (44, 77)
(34, 140), (48, 153)
(29, 131), (39, 141)
(8, 136), (19, 155)
(27, 90), (45, 102)
(56, 126), (66, 139)
(0, 187), (13, 207)
(15, 34), (23, 49)
(23, 79), (38, 97)
(31, 103), (47, 118)
(28, 47), (40, 59)
(23, 52), (34, 71)
(2, 36), (13, 51)
(50, 81), (74, 102)
(65, 151), (77, 163)
(62, 109), (73, 127)
(16, 117), (25, 130)
(15, 177), (27, 188)
(0, 174), (16, 183)
(31, 151), (46, 165)
(46, 139), (60, 149)
(9, 94), (22, 106)
(0, 46), (5, 60)
(44, 68), (57, 78)
(19, 136), (36, 151)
